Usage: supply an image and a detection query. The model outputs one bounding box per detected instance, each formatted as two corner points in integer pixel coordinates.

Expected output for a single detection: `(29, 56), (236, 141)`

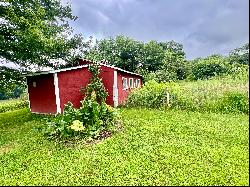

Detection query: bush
(188, 55), (229, 80)
(215, 92), (249, 114)
(41, 99), (119, 140)
(0, 99), (28, 113)
(40, 62), (120, 141)
(126, 80), (169, 108)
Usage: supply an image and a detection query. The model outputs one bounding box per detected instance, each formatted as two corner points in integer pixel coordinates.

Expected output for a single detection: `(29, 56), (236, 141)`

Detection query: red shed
(25, 59), (142, 114)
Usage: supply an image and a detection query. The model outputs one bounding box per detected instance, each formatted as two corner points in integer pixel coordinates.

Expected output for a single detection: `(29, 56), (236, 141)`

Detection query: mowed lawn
(0, 108), (249, 186)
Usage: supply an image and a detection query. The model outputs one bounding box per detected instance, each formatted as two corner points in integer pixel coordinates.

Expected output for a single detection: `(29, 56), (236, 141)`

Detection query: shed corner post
(113, 70), (118, 107)
(53, 73), (61, 114)
(25, 77), (31, 112)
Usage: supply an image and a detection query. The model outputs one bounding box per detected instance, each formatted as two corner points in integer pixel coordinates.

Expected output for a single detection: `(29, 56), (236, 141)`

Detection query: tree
(0, 0), (87, 70)
(229, 43), (249, 65)
(189, 55), (228, 80)
(85, 35), (186, 75)
(85, 35), (144, 72)
(159, 40), (185, 59)
(154, 50), (187, 82)
(142, 40), (165, 72)
(0, 66), (26, 99)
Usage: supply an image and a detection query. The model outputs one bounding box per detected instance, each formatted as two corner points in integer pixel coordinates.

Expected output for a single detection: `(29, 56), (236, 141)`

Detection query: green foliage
(154, 50), (188, 82)
(0, 66), (26, 100)
(85, 35), (144, 72)
(41, 100), (118, 140)
(0, 0), (87, 69)
(85, 35), (185, 74)
(0, 108), (248, 185)
(81, 62), (108, 103)
(0, 99), (28, 113)
(126, 74), (249, 114)
(191, 63), (227, 80)
(188, 55), (229, 80)
(215, 92), (249, 114)
(229, 43), (249, 65)
(40, 62), (118, 141)
(126, 80), (169, 108)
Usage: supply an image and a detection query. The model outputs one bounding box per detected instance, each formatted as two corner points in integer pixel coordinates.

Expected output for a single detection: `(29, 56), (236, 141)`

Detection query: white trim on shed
(53, 73), (61, 114)
(113, 70), (118, 107)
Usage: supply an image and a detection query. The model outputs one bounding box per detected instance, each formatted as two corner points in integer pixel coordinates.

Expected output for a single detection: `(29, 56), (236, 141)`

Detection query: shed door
(27, 74), (57, 114)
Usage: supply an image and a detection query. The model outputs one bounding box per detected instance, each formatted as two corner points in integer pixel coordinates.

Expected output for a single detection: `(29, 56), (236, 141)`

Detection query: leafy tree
(229, 43), (249, 65)
(159, 40), (185, 59)
(0, 66), (25, 99)
(86, 35), (186, 75)
(142, 41), (165, 72)
(189, 55), (228, 80)
(0, 0), (87, 70)
(154, 50), (187, 82)
(85, 35), (144, 72)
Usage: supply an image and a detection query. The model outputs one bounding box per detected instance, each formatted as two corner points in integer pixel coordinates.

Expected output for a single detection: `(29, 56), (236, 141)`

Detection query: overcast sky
(65, 0), (249, 59)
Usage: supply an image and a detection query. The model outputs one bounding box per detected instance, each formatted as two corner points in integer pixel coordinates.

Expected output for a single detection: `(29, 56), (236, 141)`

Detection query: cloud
(66, 0), (248, 59)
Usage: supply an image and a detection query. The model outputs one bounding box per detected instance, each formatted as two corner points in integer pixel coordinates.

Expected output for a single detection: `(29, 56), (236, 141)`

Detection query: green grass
(0, 108), (248, 186)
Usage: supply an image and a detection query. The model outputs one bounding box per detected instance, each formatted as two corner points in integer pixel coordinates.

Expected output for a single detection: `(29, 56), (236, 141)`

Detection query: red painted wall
(27, 64), (142, 114)
(99, 66), (114, 106)
(117, 71), (142, 105)
(58, 65), (115, 112)
(27, 74), (57, 114)
(58, 67), (91, 111)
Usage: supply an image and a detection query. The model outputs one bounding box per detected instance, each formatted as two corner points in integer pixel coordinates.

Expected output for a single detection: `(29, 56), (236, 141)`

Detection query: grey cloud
(68, 0), (249, 59)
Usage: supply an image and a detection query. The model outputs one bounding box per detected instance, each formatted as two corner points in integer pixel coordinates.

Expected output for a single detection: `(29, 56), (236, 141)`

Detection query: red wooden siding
(27, 74), (57, 114)
(58, 65), (115, 112)
(26, 62), (142, 114)
(117, 71), (142, 105)
(58, 67), (91, 111)
(99, 66), (114, 106)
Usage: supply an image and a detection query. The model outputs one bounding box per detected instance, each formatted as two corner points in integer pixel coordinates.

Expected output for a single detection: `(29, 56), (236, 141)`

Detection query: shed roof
(23, 61), (142, 77)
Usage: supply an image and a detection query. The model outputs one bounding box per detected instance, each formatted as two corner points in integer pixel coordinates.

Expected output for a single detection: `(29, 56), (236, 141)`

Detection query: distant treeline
(0, 35), (248, 100)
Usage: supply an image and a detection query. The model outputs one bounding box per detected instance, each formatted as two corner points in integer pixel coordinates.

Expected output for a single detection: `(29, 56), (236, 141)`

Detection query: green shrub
(192, 63), (227, 80)
(41, 100), (119, 140)
(188, 55), (230, 80)
(40, 62), (120, 141)
(216, 92), (249, 114)
(126, 80), (169, 108)
(0, 99), (28, 113)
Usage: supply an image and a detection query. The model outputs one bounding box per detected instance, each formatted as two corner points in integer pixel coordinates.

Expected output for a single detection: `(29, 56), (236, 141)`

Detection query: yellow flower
(70, 120), (85, 131)
(91, 91), (96, 100)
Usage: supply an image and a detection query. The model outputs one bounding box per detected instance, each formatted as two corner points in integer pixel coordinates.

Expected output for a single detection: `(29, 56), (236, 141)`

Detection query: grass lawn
(0, 108), (249, 186)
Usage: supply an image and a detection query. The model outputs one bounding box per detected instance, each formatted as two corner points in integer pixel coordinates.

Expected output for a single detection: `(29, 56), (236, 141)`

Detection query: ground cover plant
(0, 108), (248, 186)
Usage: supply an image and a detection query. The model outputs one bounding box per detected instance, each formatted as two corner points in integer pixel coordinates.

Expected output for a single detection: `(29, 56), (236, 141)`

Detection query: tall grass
(0, 99), (28, 113)
(126, 73), (249, 114)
